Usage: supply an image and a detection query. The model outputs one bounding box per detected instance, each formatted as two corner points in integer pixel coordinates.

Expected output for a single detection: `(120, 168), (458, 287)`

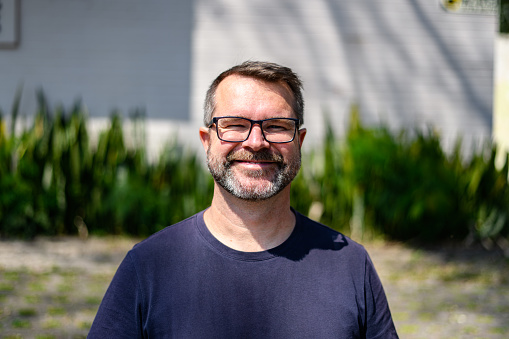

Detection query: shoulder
(294, 210), (369, 259)
(128, 211), (203, 258)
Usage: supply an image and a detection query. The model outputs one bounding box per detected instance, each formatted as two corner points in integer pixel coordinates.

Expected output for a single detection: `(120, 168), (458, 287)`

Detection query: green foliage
(1, 95), (508, 246)
(296, 105), (509, 245)
(0, 92), (213, 238)
(344, 112), (467, 241)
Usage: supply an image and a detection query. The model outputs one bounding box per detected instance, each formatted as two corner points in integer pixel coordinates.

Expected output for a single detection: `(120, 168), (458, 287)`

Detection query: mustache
(226, 149), (284, 163)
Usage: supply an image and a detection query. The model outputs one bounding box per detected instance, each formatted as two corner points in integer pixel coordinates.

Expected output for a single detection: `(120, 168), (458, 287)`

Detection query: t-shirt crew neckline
(195, 208), (303, 262)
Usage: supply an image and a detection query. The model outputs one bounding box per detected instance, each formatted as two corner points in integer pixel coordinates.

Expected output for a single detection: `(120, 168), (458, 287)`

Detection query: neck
(203, 185), (296, 252)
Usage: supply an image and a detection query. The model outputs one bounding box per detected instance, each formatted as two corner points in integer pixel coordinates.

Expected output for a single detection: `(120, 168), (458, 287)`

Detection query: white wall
(0, 0), (195, 158)
(191, 0), (496, 152)
(0, 0), (497, 157)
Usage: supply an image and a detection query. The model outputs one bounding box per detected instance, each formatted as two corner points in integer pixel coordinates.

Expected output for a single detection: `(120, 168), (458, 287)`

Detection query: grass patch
(463, 326), (479, 335)
(52, 295), (69, 304)
(0, 238), (507, 338)
(439, 268), (481, 282)
(490, 326), (509, 334)
(398, 323), (419, 334)
(25, 294), (42, 304)
(47, 306), (66, 316)
(0, 282), (15, 292)
(392, 311), (410, 322)
(3, 271), (22, 281)
(19, 308), (38, 317)
(496, 304), (509, 312)
(42, 318), (62, 329)
(477, 314), (495, 324)
(50, 266), (62, 274)
(91, 273), (114, 283)
(418, 311), (435, 321)
(60, 270), (77, 277)
(85, 296), (102, 305)
(12, 318), (31, 328)
(28, 281), (47, 292)
(57, 283), (74, 293)
(78, 321), (92, 330)
(87, 282), (108, 295)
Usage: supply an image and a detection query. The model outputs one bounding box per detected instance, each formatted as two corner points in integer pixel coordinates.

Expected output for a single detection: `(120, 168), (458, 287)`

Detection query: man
(88, 61), (399, 338)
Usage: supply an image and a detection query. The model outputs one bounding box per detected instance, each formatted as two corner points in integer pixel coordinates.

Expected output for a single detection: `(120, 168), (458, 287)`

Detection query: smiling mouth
(233, 160), (277, 167)
(229, 158), (281, 174)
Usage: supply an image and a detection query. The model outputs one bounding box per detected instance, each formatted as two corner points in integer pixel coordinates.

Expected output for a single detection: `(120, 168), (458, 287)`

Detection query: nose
(243, 123), (270, 151)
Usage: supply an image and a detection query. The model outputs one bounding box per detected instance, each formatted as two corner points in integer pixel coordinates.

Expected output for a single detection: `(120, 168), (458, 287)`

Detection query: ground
(0, 237), (508, 338)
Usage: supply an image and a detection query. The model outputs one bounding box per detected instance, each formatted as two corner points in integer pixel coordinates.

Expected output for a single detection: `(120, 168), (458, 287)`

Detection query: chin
(229, 180), (289, 201)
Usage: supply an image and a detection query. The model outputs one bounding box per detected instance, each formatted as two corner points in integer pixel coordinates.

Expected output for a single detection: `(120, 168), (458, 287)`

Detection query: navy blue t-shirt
(88, 209), (398, 338)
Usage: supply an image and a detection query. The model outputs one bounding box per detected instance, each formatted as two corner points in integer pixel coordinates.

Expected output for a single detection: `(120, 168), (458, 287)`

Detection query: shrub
(1, 95), (508, 248)
(296, 106), (509, 246)
(0, 92), (213, 238)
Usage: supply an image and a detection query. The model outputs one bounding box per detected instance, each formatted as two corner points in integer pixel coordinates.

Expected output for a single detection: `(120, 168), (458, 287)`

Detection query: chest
(141, 256), (364, 338)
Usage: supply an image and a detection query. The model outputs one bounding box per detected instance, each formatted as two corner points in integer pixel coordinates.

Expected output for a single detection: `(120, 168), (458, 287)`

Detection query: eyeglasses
(208, 116), (300, 143)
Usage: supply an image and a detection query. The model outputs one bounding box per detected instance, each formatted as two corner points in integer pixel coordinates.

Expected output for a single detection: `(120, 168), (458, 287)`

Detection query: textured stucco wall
(191, 0), (496, 152)
(0, 0), (497, 156)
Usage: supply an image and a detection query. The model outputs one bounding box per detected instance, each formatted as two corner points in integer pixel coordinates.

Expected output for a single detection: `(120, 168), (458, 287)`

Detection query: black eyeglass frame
(207, 116), (301, 144)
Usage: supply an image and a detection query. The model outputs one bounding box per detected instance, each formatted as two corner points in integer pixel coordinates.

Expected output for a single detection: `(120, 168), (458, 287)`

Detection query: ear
(297, 128), (306, 148)
(199, 126), (211, 152)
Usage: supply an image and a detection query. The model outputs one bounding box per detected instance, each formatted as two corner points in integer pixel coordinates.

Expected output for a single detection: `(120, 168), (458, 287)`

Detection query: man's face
(200, 75), (306, 201)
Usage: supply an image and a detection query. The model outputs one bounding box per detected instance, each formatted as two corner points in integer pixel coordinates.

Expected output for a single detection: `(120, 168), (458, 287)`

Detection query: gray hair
(203, 61), (304, 126)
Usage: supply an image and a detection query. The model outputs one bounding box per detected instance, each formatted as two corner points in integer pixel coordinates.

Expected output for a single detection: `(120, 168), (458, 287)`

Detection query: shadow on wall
(324, 0), (492, 128)
(228, 0), (494, 134)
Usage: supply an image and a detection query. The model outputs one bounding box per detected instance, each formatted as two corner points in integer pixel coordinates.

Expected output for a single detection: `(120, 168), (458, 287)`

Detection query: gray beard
(206, 148), (301, 201)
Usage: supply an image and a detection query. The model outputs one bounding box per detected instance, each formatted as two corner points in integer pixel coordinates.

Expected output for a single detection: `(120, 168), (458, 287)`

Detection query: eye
(263, 120), (294, 132)
(265, 124), (287, 131)
(219, 119), (250, 130)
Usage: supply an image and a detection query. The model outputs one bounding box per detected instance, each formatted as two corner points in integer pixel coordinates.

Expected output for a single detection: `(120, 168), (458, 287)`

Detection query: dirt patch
(366, 241), (509, 338)
(0, 237), (508, 338)
(0, 237), (138, 339)
(0, 237), (138, 274)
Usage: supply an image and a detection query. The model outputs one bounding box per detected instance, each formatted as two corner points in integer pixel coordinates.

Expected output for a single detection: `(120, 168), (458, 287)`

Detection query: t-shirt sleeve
(364, 254), (399, 339)
(88, 252), (144, 339)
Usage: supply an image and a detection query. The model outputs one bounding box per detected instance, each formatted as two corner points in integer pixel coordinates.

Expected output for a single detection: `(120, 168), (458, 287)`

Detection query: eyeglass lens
(216, 117), (297, 143)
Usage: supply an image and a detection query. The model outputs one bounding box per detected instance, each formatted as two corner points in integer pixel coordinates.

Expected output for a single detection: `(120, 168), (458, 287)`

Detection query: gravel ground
(0, 237), (508, 338)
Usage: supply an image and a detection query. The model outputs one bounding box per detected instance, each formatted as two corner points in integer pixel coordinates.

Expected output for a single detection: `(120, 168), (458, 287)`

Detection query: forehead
(214, 75), (295, 118)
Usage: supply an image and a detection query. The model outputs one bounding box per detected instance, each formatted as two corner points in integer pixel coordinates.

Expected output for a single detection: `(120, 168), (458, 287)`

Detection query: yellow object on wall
(493, 35), (509, 167)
